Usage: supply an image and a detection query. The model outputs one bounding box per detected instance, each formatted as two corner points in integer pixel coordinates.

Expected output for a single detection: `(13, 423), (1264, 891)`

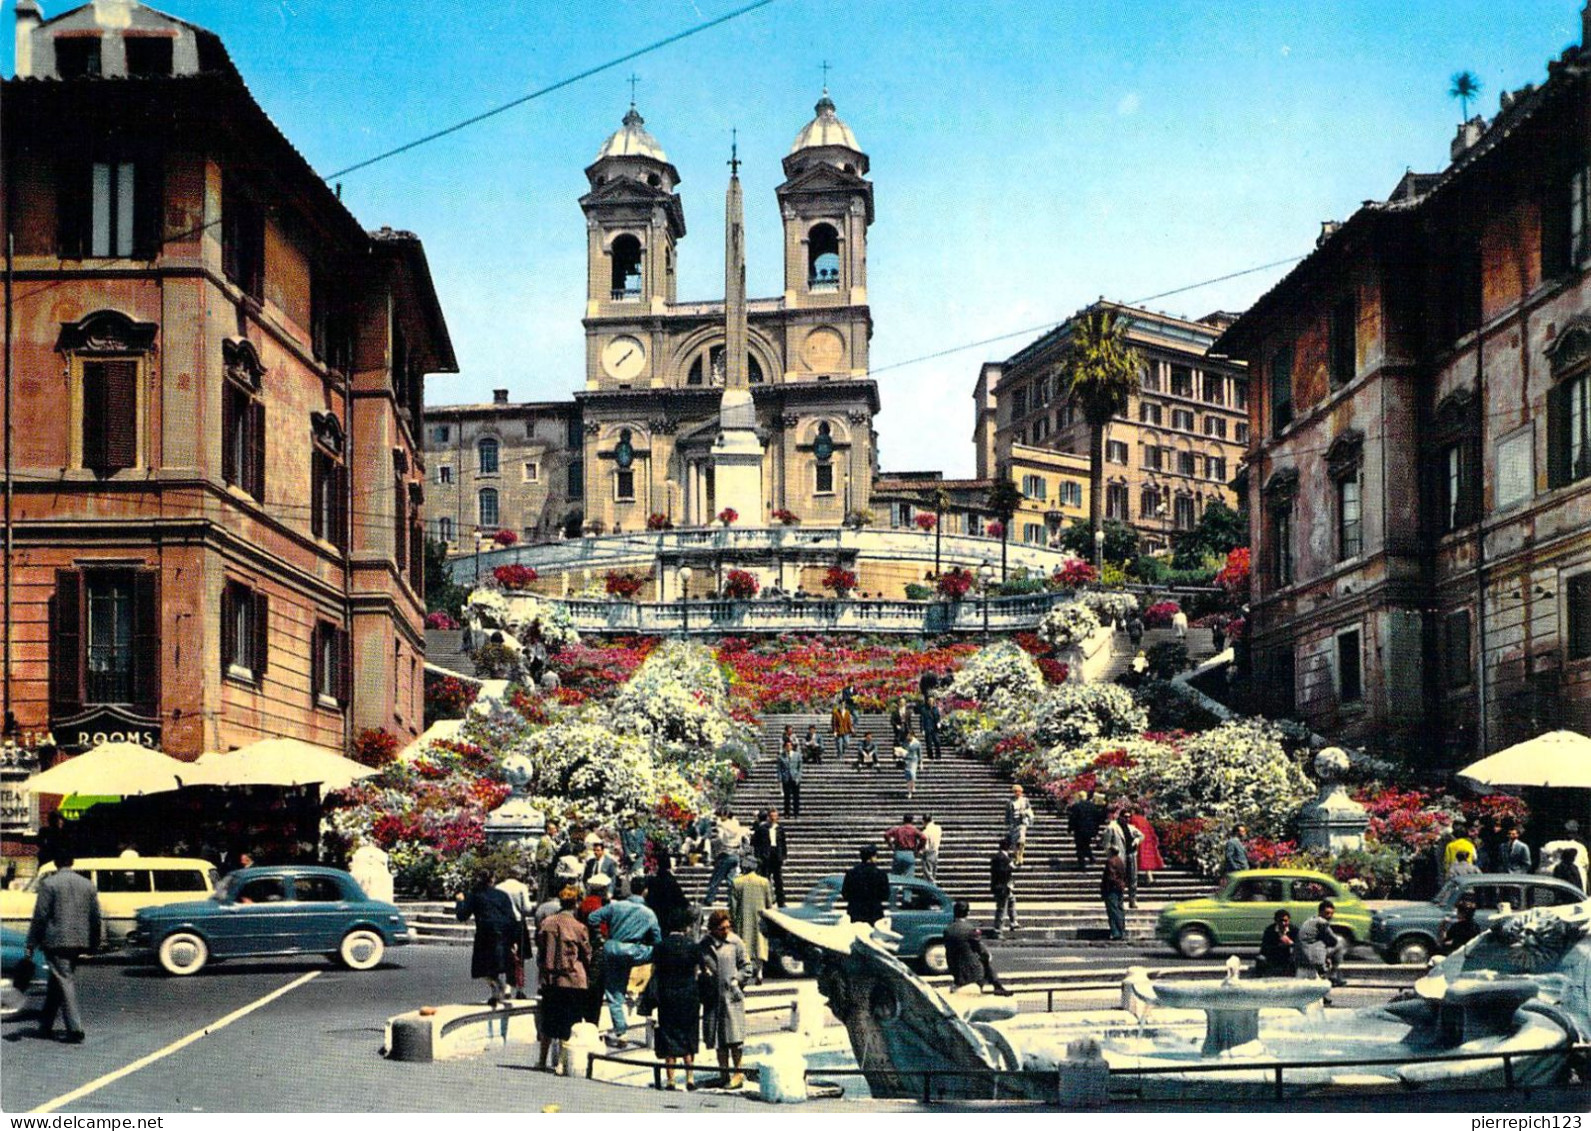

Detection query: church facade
(573, 94), (880, 533)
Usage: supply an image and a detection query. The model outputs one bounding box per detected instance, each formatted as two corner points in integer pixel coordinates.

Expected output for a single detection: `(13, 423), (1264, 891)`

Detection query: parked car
(127, 865), (410, 976)
(1155, 869), (1371, 959)
(1370, 873), (1585, 965)
(762, 873), (954, 976)
(0, 856), (220, 947)
(1, 926), (49, 1018)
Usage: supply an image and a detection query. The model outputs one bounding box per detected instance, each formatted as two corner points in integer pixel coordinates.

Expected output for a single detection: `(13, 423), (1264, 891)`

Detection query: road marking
(30, 970), (321, 1114)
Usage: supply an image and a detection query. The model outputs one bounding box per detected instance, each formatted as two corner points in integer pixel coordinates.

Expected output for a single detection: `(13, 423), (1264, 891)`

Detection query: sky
(6, 0), (1580, 476)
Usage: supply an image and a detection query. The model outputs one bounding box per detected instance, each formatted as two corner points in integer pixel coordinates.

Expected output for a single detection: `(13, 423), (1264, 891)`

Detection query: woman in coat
(454, 874), (517, 1005)
(699, 909), (753, 1089)
(645, 853), (691, 935)
(1128, 809), (1164, 884)
(646, 908), (702, 1090)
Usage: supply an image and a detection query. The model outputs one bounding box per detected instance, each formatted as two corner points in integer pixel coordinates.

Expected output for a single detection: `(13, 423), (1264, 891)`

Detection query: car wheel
(919, 941), (949, 976)
(339, 929), (385, 971)
(1176, 925), (1214, 959)
(1393, 936), (1432, 966)
(773, 949), (807, 978)
(157, 931), (209, 976)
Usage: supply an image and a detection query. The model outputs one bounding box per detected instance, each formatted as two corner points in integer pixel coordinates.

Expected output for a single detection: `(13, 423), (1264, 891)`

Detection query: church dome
(596, 106), (669, 163)
(790, 92), (861, 155)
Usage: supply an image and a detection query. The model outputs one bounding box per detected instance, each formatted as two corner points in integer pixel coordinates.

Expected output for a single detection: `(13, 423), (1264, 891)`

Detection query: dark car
(128, 865), (410, 976)
(762, 873), (954, 977)
(1370, 873), (1585, 965)
(1, 926), (48, 1017)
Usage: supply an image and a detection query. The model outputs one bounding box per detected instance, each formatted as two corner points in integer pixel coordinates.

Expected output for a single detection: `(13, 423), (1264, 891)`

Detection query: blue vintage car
(762, 873), (954, 977)
(128, 865), (410, 976)
(2, 926), (49, 1017)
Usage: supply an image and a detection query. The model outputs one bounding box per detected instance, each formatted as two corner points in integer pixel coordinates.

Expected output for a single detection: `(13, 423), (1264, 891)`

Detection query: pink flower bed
(1142, 600), (1181, 628)
(716, 636), (978, 713)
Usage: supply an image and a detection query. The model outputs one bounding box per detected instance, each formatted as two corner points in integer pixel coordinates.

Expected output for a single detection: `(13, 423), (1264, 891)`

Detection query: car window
(1530, 884), (1578, 908)
(152, 869), (209, 893)
(1230, 879), (1283, 903)
(1434, 879), (1462, 907)
(894, 886), (937, 912)
(235, 877), (287, 904)
(95, 869), (152, 894)
(292, 876), (345, 903)
(1291, 879), (1333, 903)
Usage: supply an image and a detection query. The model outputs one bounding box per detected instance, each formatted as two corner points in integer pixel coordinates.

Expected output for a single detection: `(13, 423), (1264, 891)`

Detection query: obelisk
(710, 135), (765, 524)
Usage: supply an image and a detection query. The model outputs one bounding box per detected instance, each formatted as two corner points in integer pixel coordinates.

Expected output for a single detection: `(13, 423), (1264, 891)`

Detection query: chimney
(1317, 220), (1341, 248)
(492, 389), (509, 405)
(14, 0), (42, 78)
(1450, 117), (1486, 162)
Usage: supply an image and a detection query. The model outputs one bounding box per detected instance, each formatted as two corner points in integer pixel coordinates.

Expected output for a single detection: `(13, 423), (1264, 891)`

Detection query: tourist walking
(944, 900), (1010, 994)
(642, 908), (701, 1090)
(1223, 825), (1250, 874)
(990, 838), (1019, 933)
(1172, 607), (1189, 639)
(841, 845), (891, 925)
(890, 696), (914, 748)
(919, 694), (943, 761)
(1126, 615), (1145, 648)
(699, 910), (753, 1090)
(920, 815), (943, 884)
(582, 838), (620, 894)
(494, 868), (535, 998)
(24, 847), (101, 1044)
(1101, 847), (1128, 941)
(1539, 821), (1589, 890)
(1004, 785), (1035, 867)
(454, 872), (518, 1007)
(830, 697), (855, 763)
(1129, 808), (1163, 885)
(703, 809), (747, 906)
(902, 736), (922, 799)
(884, 814), (926, 877)
(1113, 810), (1145, 908)
(777, 738), (803, 818)
(751, 810), (789, 906)
(1068, 790), (1105, 870)
(620, 815), (648, 880)
(587, 878), (662, 1048)
(727, 862), (774, 984)
(535, 887), (592, 1072)
(535, 817), (567, 901)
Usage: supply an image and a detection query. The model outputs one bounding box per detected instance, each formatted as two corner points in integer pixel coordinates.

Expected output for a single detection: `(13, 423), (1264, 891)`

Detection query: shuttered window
(1569, 574), (1591, 662)
(223, 381), (265, 501)
(81, 359), (139, 473)
(312, 621), (350, 706)
(222, 582), (268, 684)
(222, 179), (265, 300)
(50, 568), (158, 715)
(1444, 609), (1473, 688)
(58, 157), (161, 260)
(1548, 371), (1591, 489)
(311, 448), (347, 549)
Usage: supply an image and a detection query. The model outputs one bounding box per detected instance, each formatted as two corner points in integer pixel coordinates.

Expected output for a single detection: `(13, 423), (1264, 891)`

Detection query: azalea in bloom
(823, 566), (858, 596)
(937, 567), (974, 600)
(723, 569), (760, 600)
(646, 513), (674, 531)
(425, 611), (459, 630)
(914, 513), (938, 532)
(1051, 559), (1097, 587)
(492, 564), (539, 591)
(492, 529), (520, 547)
(1142, 600), (1181, 628)
(604, 571), (647, 599)
(717, 507), (739, 526)
(772, 508), (801, 525)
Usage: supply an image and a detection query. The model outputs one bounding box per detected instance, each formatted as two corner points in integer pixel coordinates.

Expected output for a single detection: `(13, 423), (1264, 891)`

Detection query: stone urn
(1298, 746), (1369, 853)
(484, 754), (545, 849)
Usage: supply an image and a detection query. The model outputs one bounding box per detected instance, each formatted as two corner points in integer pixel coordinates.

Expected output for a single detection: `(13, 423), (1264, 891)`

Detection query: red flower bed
(550, 637), (657, 699)
(493, 529), (519, 547)
(1154, 817), (1209, 869)
(1142, 600), (1181, 628)
(425, 611), (458, 630)
(1037, 657), (1070, 684)
(605, 571), (646, 599)
(717, 636), (978, 713)
(723, 569), (760, 600)
(772, 508), (801, 525)
(508, 687), (550, 726)
(1052, 559), (1098, 587)
(937, 567), (974, 600)
(1014, 632), (1048, 656)
(1245, 836), (1298, 869)
(425, 673), (479, 721)
(1090, 748), (1138, 770)
(351, 728), (400, 768)
(646, 512), (674, 531)
(493, 564), (538, 590)
(1215, 547), (1251, 597)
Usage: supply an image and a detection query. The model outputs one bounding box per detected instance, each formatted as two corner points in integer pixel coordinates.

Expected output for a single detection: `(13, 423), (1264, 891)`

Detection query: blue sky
(7, 1), (1577, 475)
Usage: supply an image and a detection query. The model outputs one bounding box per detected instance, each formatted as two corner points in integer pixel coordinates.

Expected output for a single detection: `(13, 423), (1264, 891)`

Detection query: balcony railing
(610, 288), (641, 302)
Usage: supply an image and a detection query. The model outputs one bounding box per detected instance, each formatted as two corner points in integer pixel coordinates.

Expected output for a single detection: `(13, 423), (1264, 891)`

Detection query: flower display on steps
(1035, 600), (1101, 650)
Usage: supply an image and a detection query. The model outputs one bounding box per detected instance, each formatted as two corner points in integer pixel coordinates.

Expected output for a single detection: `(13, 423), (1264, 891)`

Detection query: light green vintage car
(1155, 869), (1371, 959)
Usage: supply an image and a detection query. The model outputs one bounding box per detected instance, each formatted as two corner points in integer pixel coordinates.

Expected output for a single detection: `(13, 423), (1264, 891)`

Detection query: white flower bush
(1036, 601), (1102, 650)
(609, 639), (754, 749)
(948, 640), (1045, 711)
(1078, 590), (1139, 624)
(1152, 720), (1313, 841)
(462, 588), (580, 680)
(1031, 683), (1148, 747)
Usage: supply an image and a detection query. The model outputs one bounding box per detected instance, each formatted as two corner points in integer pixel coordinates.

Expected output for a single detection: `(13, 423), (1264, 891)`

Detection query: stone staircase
(693, 711), (1215, 941)
(1096, 626), (1218, 685)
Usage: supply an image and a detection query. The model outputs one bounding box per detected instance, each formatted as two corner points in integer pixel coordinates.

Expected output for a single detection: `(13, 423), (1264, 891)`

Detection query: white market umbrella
(1458, 730), (1591, 790)
(22, 740), (191, 797)
(186, 737), (379, 791)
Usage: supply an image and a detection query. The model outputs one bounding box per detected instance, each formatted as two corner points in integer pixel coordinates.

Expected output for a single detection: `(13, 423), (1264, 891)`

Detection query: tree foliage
(1058, 517), (1139, 564)
(424, 537), (470, 619)
(1170, 500), (1247, 570)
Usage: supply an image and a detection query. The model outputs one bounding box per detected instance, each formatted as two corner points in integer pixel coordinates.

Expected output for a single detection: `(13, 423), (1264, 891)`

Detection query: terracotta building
(1213, 11), (1591, 763)
(986, 302), (1250, 553)
(423, 393), (581, 550)
(0, 0), (455, 841)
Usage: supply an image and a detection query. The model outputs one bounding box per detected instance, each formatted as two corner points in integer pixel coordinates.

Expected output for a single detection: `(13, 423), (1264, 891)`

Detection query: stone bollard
(1056, 1037), (1110, 1108)
(755, 1047), (809, 1104)
(562, 1022), (601, 1078)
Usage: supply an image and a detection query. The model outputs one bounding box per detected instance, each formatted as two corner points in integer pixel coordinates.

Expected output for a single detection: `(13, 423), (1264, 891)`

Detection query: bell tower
(579, 103), (686, 318)
(777, 89), (872, 310)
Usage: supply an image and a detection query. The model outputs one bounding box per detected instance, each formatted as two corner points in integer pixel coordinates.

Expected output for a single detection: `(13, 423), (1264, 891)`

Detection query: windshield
(1433, 879), (1462, 907)
(214, 874), (243, 902)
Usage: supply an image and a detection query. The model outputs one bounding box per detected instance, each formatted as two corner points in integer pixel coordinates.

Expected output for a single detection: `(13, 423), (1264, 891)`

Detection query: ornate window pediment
(310, 411), (344, 457)
(222, 338), (266, 391)
(1434, 387), (1477, 442)
(1325, 428), (1365, 479)
(57, 309), (158, 355)
(1262, 466), (1300, 506)
(1549, 316), (1591, 378)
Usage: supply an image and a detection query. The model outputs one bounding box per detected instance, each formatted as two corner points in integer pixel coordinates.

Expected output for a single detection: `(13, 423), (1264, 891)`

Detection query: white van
(0, 857), (221, 946)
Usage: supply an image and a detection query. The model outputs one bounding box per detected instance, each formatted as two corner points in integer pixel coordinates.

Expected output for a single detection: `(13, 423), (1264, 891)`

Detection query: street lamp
(978, 560), (995, 642)
(677, 565), (693, 637)
(1093, 527), (1106, 572)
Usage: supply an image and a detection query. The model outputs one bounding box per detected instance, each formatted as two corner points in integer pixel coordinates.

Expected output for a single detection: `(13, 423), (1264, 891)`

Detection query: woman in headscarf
(645, 907), (702, 1090)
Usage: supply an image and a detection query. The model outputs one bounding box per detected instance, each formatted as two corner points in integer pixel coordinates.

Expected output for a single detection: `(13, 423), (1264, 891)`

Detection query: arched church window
(808, 224), (840, 290)
(688, 346), (761, 385)
(610, 234), (643, 300)
(749, 355), (764, 384)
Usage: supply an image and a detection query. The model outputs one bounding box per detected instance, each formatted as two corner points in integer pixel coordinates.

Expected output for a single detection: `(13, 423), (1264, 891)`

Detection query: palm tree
(986, 476), (1023, 582)
(932, 486), (950, 578)
(1060, 307), (1142, 571)
(1450, 71), (1482, 122)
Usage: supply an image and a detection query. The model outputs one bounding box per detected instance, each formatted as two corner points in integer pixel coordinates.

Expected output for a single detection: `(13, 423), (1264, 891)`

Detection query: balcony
(610, 288), (642, 302)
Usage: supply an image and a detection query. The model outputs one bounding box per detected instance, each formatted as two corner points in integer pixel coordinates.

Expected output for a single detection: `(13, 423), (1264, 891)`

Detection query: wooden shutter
(133, 157), (163, 260)
(251, 590), (269, 681)
(310, 450), (325, 539)
(57, 158), (89, 258)
(131, 568), (160, 714)
(220, 584), (236, 676)
(337, 627), (352, 707)
(50, 569), (84, 714)
(102, 360), (138, 471)
(1547, 383), (1569, 489)
(394, 483), (408, 571)
(82, 361), (108, 471)
(248, 399), (266, 500)
(1570, 574), (1591, 661)
(334, 464), (349, 550)
(410, 522), (424, 593)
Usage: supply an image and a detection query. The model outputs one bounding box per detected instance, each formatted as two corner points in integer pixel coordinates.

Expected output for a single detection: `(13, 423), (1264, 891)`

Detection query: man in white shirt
(920, 815), (944, 885)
